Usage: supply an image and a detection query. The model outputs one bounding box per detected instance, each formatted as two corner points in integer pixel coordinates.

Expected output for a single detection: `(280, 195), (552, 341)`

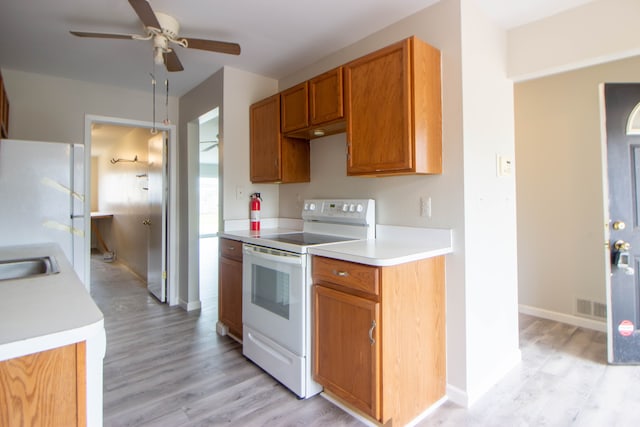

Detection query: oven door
(242, 244), (305, 356)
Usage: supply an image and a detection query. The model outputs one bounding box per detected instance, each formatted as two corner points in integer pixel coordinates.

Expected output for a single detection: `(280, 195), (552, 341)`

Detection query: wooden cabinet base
(0, 342), (87, 427)
(313, 256), (446, 426)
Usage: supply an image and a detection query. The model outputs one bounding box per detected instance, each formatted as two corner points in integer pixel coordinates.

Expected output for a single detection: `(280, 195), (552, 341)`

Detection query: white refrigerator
(0, 139), (86, 285)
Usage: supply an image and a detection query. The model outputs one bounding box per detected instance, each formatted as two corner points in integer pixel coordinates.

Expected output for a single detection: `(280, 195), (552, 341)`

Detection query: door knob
(614, 240), (631, 251)
(613, 221), (626, 230)
(142, 219), (151, 226)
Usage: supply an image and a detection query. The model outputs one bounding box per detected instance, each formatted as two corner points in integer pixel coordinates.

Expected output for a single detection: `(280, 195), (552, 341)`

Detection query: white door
(146, 132), (167, 301)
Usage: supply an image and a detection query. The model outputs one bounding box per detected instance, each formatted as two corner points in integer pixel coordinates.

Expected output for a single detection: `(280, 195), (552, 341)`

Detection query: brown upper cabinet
(310, 67), (344, 126)
(281, 82), (309, 133)
(282, 67), (346, 140)
(0, 71), (9, 139)
(344, 36), (442, 176)
(250, 94), (310, 183)
(249, 35), (441, 181)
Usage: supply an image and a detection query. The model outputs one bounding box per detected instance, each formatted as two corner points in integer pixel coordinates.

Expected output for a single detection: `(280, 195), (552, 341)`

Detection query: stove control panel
(302, 199), (375, 226)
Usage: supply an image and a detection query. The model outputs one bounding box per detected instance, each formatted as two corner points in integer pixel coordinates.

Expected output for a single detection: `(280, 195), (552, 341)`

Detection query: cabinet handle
(369, 320), (376, 345)
(334, 270), (349, 277)
(227, 246), (235, 250)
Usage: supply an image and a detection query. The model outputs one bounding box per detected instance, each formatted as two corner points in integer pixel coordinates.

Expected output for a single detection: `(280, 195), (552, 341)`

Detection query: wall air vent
(576, 297), (607, 320)
(576, 298), (592, 316)
(593, 302), (607, 319)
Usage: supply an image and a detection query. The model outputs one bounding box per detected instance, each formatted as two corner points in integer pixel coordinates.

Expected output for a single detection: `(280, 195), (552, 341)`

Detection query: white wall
(515, 55), (640, 323)
(459, 0), (520, 402)
(2, 69), (178, 143)
(221, 67), (279, 220)
(277, 0), (519, 406)
(179, 68), (224, 309)
(178, 66), (278, 309)
(508, 0), (640, 81)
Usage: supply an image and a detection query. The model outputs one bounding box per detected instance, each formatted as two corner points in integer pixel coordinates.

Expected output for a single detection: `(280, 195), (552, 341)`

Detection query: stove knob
(356, 204), (364, 212)
(349, 204), (356, 212)
(309, 203), (316, 211)
(304, 203), (309, 210)
(342, 203), (349, 212)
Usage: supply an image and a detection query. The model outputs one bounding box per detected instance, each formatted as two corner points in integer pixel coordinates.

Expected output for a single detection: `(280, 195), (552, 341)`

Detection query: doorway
(603, 83), (640, 363)
(84, 115), (178, 306)
(198, 108), (220, 309)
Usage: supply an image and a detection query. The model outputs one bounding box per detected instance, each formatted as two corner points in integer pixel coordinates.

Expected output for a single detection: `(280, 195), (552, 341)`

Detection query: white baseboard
(321, 392), (448, 427)
(179, 299), (201, 312)
(446, 348), (521, 408)
(519, 304), (606, 332)
(446, 384), (468, 407)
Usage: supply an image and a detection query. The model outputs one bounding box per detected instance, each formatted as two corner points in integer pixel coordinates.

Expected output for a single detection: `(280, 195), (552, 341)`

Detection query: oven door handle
(243, 245), (303, 265)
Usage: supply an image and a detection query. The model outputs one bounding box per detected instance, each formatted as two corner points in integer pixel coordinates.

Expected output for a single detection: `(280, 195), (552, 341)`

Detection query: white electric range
(241, 199), (375, 398)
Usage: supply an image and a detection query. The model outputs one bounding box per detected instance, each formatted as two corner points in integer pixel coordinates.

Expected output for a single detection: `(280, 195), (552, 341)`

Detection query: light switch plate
(497, 155), (513, 177)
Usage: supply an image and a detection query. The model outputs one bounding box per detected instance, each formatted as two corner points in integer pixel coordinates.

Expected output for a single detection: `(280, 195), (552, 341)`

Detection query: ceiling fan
(200, 140), (219, 152)
(70, 0), (241, 72)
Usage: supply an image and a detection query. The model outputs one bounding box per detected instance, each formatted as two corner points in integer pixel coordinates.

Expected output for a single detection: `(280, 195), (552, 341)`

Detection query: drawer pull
(369, 320), (376, 345)
(334, 270), (349, 277)
(227, 246), (236, 250)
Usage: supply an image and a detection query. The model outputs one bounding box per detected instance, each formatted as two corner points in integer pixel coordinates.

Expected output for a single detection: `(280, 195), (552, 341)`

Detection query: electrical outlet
(420, 196), (432, 218)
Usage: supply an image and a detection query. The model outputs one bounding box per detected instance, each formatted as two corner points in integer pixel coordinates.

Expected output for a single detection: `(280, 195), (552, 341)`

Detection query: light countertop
(308, 225), (452, 266)
(0, 243), (104, 362)
(221, 222), (453, 266)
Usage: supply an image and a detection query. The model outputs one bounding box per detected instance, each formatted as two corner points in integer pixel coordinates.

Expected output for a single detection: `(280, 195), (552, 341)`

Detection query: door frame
(83, 114), (179, 306)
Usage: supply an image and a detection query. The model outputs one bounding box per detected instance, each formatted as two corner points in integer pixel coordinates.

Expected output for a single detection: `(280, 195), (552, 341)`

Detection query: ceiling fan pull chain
(150, 72), (157, 134)
(164, 79), (170, 125)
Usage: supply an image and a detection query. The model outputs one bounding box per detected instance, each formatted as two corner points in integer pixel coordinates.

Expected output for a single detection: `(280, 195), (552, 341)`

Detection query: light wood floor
(90, 254), (640, 426)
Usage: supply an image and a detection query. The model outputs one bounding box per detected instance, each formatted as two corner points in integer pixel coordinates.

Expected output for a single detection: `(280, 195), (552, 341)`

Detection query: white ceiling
(0, 0), (595, 97)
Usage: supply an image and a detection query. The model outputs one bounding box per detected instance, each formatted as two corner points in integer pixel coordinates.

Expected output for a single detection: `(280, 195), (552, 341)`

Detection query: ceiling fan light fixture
(154, 47), (164, 64)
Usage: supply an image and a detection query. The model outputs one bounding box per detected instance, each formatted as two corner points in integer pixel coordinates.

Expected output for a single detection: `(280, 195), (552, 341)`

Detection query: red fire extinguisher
(250, 192), (262, 231)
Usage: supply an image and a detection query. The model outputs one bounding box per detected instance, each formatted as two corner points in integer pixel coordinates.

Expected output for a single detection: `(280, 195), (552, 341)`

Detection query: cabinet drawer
(220, 238), (243, 261)
(313, 256), (379, 296)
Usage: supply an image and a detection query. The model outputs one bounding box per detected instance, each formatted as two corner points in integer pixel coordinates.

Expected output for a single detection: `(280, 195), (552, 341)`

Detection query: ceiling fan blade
(70, 31), (135, 40)
(163, 50), (184, 72)
(128, 0), (161, 29)
(183, 38), (241, 55)
(201, 144), (217, 152)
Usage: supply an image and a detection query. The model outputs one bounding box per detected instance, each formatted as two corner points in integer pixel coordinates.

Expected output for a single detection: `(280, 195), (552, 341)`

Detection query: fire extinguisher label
(251, 211), (260, 221)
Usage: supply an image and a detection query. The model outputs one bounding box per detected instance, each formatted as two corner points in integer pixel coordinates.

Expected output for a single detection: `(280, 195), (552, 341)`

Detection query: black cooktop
(259, 232), (356, 246)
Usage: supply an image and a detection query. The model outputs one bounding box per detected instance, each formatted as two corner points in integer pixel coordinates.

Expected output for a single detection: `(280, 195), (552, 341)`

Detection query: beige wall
(178, 66), (278, 309)
(277, 0), (519, 405)
(515, 55), (640, 321)
(94, 127), (150, 279)
(2, 69), (178, 143)
(508, 0), (640, 81)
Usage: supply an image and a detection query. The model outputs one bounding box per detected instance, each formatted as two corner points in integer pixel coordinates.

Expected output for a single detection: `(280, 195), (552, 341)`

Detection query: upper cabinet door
(250, 94), (282, 182)
(281, 82), (309, 133)
(345, 40), (412, 175)
(345, 37), (442, 176)
(309, 67), (344, 126)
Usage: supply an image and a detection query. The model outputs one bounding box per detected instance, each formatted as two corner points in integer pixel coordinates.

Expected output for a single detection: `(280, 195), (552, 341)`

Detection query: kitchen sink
(0, 256), (60, 281)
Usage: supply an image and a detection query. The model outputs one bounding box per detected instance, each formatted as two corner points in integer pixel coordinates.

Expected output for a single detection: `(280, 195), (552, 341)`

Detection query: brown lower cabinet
(0, 342), (86, 427)
(312, 255), (445, 426)
(218, 238), (243, 340)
